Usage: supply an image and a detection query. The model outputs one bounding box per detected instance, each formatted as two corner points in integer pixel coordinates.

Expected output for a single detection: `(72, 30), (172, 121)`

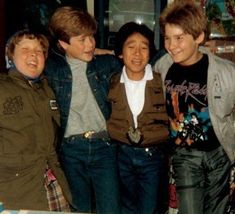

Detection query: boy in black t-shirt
(154, 1), (235, 214)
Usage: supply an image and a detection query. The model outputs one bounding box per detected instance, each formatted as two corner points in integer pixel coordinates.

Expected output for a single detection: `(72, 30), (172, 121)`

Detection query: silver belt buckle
(84, 131), (95, 139)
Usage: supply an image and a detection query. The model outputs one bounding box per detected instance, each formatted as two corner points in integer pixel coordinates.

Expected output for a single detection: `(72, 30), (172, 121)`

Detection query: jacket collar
(8, 68), (45, 87)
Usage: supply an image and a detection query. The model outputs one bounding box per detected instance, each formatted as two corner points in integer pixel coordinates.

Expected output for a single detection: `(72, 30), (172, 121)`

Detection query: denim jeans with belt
(60, 135), (120, 214)
(172, 145), (231, 214)
(118, 144), (165, 214)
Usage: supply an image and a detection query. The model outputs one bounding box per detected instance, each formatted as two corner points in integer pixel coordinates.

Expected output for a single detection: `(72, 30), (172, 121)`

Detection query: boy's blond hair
(6, 29), (49, 61)
(160, 1), (207, 41)
(49, 6), (97, 44)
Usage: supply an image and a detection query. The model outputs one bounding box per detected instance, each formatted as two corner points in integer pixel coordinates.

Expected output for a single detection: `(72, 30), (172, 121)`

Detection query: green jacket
(0, 70), (72, 210)
(107, 71), (169, 147)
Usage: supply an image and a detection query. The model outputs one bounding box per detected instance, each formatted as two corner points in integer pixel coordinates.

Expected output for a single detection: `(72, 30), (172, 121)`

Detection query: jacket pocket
(213, 91), (234, 118)
(110, 100), (127, 119)
(0, 154), (39, 182)
(0, 154), (46, 208)
(0, 114), (35, 154)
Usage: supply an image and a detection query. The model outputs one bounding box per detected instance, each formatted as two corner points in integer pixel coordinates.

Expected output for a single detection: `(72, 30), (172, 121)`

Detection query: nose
(134, 47), (140, 55)
(86, 36), (95, 48)
(29, 50), (36, 56)
(166, 39), (176, 51)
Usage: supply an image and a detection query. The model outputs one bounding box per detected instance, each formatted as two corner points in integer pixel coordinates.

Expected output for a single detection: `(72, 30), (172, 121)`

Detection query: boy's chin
(24, 71), (42, 80)
(80, 56), (93, 62)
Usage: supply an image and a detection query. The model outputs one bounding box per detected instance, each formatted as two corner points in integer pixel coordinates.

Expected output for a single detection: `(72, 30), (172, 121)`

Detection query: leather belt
(79, 130), (109, 140)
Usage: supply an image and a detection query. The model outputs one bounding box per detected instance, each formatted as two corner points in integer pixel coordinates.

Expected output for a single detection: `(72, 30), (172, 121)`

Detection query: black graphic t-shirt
(165, 54), (220, 150)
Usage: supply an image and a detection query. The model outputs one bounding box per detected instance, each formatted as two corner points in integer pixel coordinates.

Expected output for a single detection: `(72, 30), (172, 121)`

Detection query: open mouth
(27, 61), (37, 68)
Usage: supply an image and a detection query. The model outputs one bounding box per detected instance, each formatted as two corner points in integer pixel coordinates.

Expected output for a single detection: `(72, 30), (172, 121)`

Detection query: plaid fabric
(226, 166), (235, 214)
(168, 159), (179, 214)
(44, 168), (71, 212)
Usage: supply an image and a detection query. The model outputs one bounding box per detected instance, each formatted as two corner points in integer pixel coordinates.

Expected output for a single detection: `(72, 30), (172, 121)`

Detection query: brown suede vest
(107, 72), (169, 147)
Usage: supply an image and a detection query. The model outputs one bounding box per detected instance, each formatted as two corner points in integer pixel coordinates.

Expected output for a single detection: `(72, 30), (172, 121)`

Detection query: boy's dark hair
(160, 1), (207, 42)
(114, 22), (156, 61)
(49, 6), (97, 44)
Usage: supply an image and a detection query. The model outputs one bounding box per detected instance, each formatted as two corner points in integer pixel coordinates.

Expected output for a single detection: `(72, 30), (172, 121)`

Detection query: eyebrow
(125, 39), (149, 45)
(165, 32), (185, 37)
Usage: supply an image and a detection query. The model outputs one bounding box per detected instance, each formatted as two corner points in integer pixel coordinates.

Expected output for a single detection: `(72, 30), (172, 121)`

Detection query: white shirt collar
(120, 64), (153, 83)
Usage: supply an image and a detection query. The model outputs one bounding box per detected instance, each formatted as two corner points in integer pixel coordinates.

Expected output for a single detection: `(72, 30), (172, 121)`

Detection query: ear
(119, 54), (123, 59)
(196, 32), (205, 44)
(58, 40), (69, 50)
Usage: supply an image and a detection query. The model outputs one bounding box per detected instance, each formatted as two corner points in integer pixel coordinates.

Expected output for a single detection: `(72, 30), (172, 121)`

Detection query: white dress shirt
(120, 64), (153, 128)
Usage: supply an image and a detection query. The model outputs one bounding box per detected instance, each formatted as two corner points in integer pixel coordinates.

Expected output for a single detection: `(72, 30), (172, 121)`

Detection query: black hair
(114, 22), (156, 61)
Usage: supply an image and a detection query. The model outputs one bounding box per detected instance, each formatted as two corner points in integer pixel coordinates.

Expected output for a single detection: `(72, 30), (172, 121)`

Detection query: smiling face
(164, 23), (204, 66)
(12, 37), (46, 78)
(120, 32), (150, 80)
(59, 34), (96, 62)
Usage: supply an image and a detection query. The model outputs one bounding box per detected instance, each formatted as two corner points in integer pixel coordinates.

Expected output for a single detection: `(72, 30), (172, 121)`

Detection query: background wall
(0, 0), (5, 72)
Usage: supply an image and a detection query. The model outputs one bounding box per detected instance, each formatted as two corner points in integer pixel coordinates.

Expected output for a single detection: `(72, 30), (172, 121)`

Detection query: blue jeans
(172, 145), (230, 214)
(60, 136), (120, 214)
(118, 144), (165, 214)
